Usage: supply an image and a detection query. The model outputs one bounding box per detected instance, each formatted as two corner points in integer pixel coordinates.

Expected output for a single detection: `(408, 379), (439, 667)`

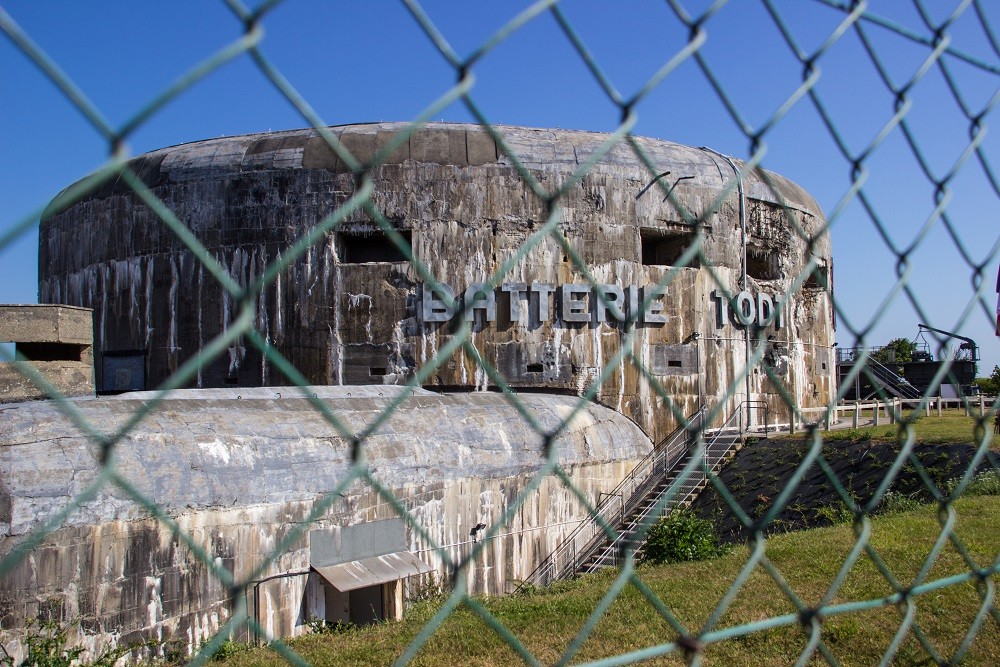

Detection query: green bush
(306, 618), (356, 635)
(205, 639), (250, 662)
(974, 366), (1000, 395)
(643, 509), (727, 565)
(815, 501), (855, 526)
(6, 619), (84, 667)
(872, 338), (916, 366)
(407, 573), (447, 603)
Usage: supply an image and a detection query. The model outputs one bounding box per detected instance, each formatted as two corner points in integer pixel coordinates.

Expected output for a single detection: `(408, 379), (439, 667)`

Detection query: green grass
(792, 411), (1000, 448)
(218, 496), (1000, 667)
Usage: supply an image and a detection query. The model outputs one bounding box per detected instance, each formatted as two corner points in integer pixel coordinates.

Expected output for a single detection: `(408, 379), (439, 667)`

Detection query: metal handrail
(865, 358), (922, 399)
(838, 350), (922, 400)
(741, 400), (771, 434)
(584, 404), (745, 571)
(517, 409), (704, 589)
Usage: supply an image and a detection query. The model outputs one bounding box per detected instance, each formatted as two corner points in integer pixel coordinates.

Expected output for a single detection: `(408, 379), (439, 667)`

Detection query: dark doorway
(349, 585), (384, 625)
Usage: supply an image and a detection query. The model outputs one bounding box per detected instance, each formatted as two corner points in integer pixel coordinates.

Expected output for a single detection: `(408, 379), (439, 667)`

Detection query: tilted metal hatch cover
(311, 551), (434, 591)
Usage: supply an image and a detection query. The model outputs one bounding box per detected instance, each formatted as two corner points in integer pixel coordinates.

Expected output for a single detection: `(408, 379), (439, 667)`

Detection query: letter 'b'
(422, 283), (456, 322)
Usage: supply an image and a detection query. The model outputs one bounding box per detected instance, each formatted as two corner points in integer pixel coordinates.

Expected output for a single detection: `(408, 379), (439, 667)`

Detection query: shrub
(407, 573), (447, 603)
(974, 366), (1000, 395)
(966, 470), (1000, 495)
(201, 638), (249, 662)
(7, 619), (84, 667)
(643, 509), (727, 565)
(306, 618), (356, 635)
(872, 338), (916, 365)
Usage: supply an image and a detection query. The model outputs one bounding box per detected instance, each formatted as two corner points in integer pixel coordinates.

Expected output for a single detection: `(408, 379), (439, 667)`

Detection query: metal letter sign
(421, 283), (455, 322)
(419, 283), (782, 330)
(711, 289), (785, 330)
(419, 282), (675, 327)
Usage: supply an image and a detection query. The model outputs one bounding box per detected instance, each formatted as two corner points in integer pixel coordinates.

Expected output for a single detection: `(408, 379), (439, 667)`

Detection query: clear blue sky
(2, 1), (998, 374)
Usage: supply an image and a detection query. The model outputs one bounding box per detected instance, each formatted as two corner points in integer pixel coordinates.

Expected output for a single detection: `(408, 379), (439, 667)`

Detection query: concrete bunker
(8, 122), (837, 659)
(0, 387), (652, 656)
(38, 123), (836, 442)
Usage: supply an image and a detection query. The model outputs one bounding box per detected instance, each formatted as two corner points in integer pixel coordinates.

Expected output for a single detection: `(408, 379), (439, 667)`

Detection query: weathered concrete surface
(39, 123), (835, 443)
(0, 304), (94, 402)
(0, 387), (651, 659)
(0, 361), (95, 404)
(0, 305), (93, 345)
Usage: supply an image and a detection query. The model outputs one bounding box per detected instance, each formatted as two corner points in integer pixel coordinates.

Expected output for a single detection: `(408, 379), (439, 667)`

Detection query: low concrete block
(0, 304), (93, 345)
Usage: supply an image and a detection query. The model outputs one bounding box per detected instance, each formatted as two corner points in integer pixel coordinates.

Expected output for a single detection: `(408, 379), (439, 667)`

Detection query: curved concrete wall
(39, 123), (835, 442)
(0, 387), (651, 656)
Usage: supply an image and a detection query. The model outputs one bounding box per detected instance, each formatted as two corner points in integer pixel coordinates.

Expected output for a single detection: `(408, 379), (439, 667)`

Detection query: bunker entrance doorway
(311, 551), (433, 625)
(323, 581), (393, 626)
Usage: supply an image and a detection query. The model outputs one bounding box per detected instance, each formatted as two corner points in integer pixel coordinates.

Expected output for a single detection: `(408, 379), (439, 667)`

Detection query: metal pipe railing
(517, 409), (703, 589)
(863, 358), (922, 399)
(585, 405), (745, 571)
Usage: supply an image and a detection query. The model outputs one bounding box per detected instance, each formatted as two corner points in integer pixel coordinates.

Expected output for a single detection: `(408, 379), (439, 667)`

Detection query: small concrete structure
(0, 304), (94, 403)
(0, 386), (651, 659)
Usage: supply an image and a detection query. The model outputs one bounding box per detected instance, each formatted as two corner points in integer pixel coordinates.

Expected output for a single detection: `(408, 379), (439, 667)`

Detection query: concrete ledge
(0, 304), (93, 345)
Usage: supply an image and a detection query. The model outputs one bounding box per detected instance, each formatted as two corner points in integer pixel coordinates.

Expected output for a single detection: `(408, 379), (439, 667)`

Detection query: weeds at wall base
(1, 619), (134, 667)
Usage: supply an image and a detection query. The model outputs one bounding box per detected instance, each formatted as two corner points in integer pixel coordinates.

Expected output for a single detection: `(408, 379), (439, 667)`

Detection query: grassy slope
(798, 410), (1000, 448)
(225, 496), (999, 667)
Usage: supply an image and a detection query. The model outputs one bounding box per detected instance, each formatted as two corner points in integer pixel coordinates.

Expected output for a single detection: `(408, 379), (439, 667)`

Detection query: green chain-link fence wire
(1, 0), (999, 664)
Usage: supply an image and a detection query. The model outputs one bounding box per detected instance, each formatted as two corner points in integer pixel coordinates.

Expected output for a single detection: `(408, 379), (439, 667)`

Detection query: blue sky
(1, 0), (998, 373)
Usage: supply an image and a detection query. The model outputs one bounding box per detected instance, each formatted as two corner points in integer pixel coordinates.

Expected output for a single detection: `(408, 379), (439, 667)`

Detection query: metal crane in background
(915, 323), (980, 363)
(836, 325), (980, 400)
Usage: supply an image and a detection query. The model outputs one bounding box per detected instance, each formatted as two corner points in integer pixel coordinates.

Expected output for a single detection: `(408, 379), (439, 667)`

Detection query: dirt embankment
(690, 437), (998, 542)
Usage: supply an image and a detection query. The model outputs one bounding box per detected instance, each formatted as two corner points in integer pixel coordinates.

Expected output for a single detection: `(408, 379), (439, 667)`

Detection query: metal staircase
(519, 405), (753, 588)
(580, 415), (743, 572)
(836, 349), (923, 401)
(862, 358), (922, 400)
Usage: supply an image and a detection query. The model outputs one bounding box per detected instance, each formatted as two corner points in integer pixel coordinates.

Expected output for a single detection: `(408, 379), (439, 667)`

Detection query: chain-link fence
(1, 1), (999, 665)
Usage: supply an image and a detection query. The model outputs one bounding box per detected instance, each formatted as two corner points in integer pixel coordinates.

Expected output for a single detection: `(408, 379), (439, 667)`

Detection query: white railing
(863, 358), (922, 400)
(796, 395), (997, 432)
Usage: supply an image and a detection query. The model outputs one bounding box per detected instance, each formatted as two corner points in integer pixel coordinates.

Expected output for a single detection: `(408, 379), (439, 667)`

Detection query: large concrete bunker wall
(0, 387), (651, 657)
(39, 123), (836, 443)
